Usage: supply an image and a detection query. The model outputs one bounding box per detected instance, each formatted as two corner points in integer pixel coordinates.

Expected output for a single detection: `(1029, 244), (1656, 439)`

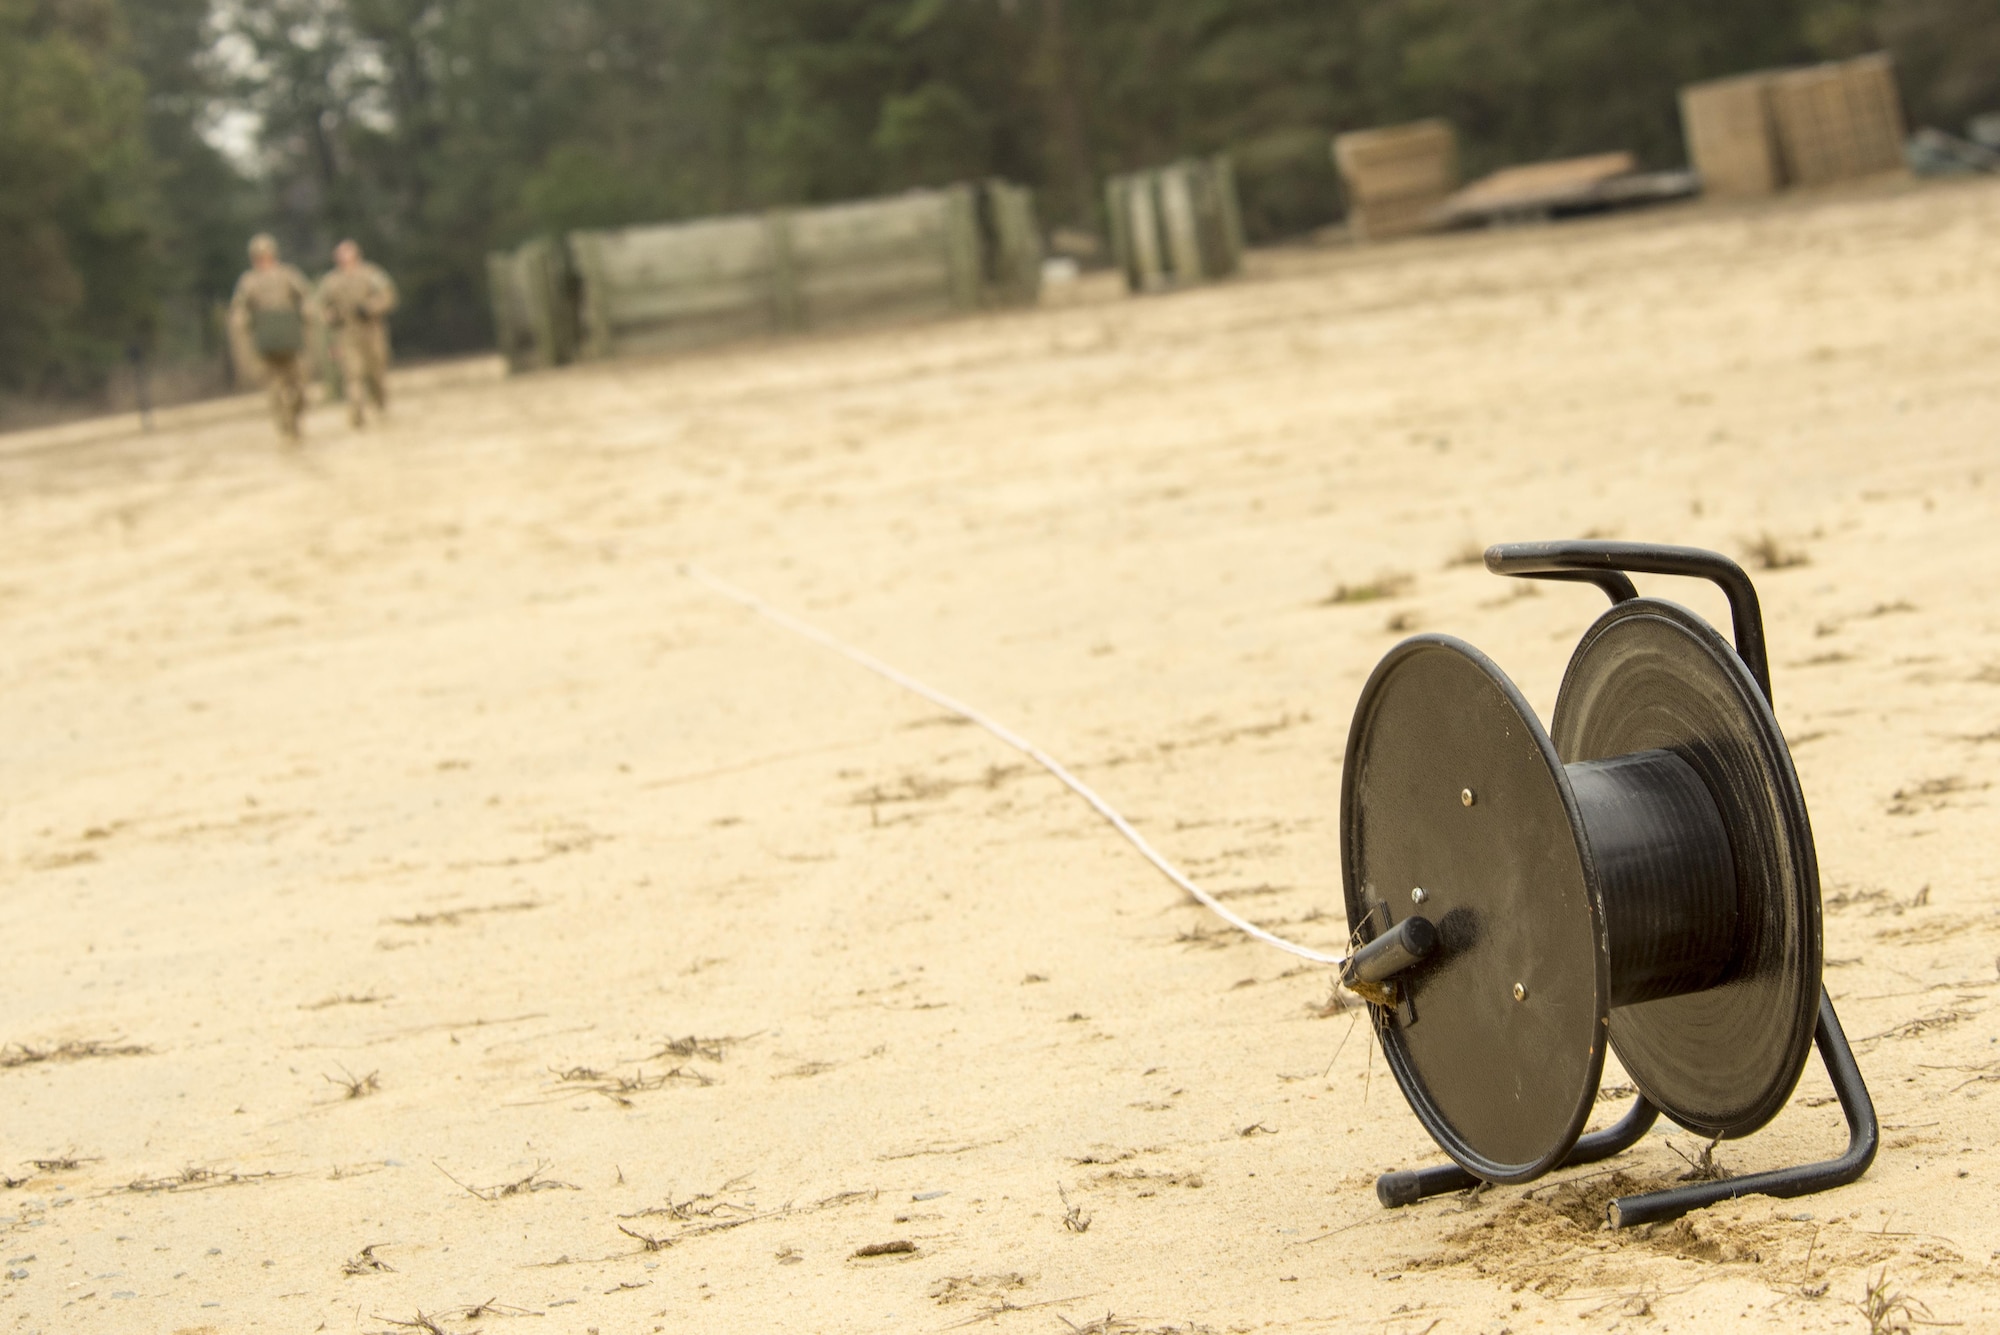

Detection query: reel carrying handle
(1485, 541), (1772, 705)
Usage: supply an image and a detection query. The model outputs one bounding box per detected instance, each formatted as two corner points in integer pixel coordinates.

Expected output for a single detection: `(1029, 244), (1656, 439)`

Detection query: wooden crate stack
(1104, 157), (1244, 294)
(1680, 75), (1787, 198)
(488, 181), (1041, 370)
(1769, 53), (1907, 186)
(1333, 119), (1458, 242)
(1681, 53), (1907, 198)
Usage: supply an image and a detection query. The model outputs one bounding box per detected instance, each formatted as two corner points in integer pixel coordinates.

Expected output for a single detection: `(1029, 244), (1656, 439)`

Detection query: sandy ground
(5, 177), (2000, 1335)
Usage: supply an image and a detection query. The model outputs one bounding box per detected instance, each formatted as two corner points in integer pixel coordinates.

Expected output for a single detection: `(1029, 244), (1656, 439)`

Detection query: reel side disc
(1553, 598), (1821, 1138)
(1342, 636), (1608, 1182)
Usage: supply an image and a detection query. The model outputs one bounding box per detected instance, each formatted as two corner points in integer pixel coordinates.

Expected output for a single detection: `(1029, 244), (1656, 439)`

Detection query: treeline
(5, 0), (1998, 400)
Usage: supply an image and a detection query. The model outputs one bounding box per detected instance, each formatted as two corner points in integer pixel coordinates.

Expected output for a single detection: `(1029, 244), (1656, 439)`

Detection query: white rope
(684, 563), (1347, 969)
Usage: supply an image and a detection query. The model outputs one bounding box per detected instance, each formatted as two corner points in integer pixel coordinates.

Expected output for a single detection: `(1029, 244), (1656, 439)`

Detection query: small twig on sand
(1667, 1136), (1731, 1183)
(433, 1158), (578, 1201)
(325, 1065), (381, 1100)
(121, 1166), (286, 1195)
(372, 1313), (447, 1334)
(342, 1244), (394, 1276)
(618, 1223), (673, 1253)
(1059, 1183), (1091, 1234)
(1, 1039), (149, 1069)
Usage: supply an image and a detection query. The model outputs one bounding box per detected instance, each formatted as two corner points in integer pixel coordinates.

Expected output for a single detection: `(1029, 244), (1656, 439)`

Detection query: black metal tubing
(1376, 1095), (1660, 1207)
(1484, 541), (1772, 705)
(1606, 988), (1878, 1228)
(1512, 568), (1640, 606)
(1345, 915), (1436, 986)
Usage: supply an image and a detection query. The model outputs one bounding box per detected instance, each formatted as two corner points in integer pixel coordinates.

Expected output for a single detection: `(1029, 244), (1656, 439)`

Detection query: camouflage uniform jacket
(317, 263), (399, 330)
(230, 264), (314, 326)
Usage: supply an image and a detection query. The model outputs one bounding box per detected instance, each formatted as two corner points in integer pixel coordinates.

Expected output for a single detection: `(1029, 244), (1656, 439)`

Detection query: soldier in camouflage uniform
(317, 240), (399, 428)
(228, 234), (314, 444)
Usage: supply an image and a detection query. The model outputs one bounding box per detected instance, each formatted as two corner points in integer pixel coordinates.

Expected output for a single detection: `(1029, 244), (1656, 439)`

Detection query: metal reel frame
(1374, 540), (1878, 1229)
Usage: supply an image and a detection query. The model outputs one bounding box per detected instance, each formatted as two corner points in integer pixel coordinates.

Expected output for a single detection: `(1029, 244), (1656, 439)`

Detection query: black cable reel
(1341, 541), (1878, 1228)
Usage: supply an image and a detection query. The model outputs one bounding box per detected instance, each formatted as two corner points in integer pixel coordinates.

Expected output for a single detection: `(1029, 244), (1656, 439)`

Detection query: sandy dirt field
(5, 177), (2000, 1335)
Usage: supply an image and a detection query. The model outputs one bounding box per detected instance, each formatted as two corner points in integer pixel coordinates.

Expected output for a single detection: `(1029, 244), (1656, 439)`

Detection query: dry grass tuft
(300, 992), (387, 1010)
(1744, 533), (1811, 570)
(433, 1158), (579, 1201)
(1059, 1183), (1092, 1233)
(123, 1165), (286, 1195)
(1857, 1008), (1974, 1045)
(342, 1244), (394, 1276)
(0, 1038), (149, 1069)
(384, 899), (538, 928)
(548, 1062), (714, 1105)
(1855, 1266), (1936, 1334)
(325, 1065), (381, 1100)
(1320, 573), (1413, 605)
(652, 1034), (732, 1062)
(618, 1222), (674, 1253)
(1056, 1314), (1162, 1335)
(1667, 1136), (1731, 1183)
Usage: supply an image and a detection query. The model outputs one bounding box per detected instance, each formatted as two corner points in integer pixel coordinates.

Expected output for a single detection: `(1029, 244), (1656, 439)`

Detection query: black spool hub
(1340, 542), (1865, 1219)
(1555, 598), (1821, 1136)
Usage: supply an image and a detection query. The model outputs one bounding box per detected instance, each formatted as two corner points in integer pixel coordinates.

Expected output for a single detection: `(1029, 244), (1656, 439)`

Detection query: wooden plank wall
(570, 214), (780, 359)
(788, 189), (968, 331)
(550, 182), (1038, 365)
(1105, 157), (1243, 294)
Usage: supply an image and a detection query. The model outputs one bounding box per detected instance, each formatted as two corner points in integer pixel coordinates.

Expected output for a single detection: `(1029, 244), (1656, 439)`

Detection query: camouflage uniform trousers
(335, 321), (391, 426)
(260, 352), (308, 441)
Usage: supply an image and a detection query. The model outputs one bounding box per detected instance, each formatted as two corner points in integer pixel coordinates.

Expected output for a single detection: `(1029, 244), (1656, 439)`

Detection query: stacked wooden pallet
(1681, 53), (1907, 198)
(1332, 119), (1458, 242)
(1104, 157), (1244, 293)
(1768, 53), (1907, 187)
(488, 180), (1041, 371)
(1680, 74), (1787, 198)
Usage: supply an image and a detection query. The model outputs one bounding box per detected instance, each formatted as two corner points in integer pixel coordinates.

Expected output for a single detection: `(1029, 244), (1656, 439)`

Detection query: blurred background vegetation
(4, 0), (1998, 407)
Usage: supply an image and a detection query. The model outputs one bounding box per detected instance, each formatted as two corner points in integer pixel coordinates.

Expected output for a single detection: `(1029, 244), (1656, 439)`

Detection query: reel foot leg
(1607, 989), (1876, 1228)
(1376, 1093), (1659, 1208)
